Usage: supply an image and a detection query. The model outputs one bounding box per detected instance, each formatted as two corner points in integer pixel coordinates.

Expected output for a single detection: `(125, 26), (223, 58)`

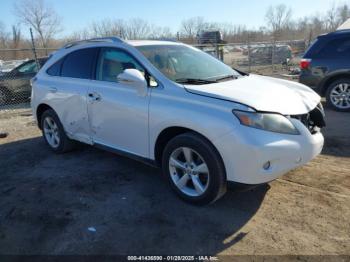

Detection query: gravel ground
(0, 105), (349, 256)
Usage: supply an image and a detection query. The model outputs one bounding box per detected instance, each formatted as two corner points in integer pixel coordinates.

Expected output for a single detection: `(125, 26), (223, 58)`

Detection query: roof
(62, 38), (183, 51)
(126, 40), (183, 46)
(318, 29), (350, 39)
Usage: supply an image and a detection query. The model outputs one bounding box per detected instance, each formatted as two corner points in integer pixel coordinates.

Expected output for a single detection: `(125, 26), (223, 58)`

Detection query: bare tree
(90, 19), (126, 38)
(0, 21), (9, 48)
(149, 26), (173, 39)
(180, 17), (208, 42)
(326, 3), (340, 31)
(265, 4), (292, 40)
(338, 4), (350, 25)
(11, 24), (21, 48)
(66, 29), (91, 42)
(14, 0), (61, 48)
(124, 18), (151, 40)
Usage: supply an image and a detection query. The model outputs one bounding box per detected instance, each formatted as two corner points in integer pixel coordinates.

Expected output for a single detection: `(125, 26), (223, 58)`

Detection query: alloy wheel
(329, 83), (350, 109)
(168, 147), (210, 197)
(43, 116), (60, 148)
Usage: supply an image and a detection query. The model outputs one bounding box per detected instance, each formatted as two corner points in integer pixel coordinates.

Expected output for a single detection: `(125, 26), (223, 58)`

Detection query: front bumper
(213, 118), (324, 184)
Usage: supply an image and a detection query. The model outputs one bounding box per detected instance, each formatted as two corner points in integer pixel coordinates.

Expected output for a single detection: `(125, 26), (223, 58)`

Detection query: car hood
(184, 74), (321, 115)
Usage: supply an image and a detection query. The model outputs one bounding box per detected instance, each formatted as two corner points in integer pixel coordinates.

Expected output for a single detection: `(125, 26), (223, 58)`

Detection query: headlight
(232, 110), (300, 135)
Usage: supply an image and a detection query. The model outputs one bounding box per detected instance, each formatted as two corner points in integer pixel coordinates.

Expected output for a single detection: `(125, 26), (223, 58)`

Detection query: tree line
(0, 0), (349, 50)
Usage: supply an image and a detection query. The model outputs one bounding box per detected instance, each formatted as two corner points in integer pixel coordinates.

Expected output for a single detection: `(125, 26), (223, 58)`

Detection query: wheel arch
(154, 126), (225, 169)
(320, 73), (350, 96)
(36, 103), (54, 129)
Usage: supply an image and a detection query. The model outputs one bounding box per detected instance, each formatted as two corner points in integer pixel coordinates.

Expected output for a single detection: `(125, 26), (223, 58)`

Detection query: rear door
(43, 47), (99, 144)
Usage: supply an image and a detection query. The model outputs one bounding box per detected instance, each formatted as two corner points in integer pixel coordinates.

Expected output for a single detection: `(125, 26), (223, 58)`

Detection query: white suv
(31, 37), (325, 205)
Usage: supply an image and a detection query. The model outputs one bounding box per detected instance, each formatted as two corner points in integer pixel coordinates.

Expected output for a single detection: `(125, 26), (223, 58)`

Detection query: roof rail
(64, 36), (125, 48)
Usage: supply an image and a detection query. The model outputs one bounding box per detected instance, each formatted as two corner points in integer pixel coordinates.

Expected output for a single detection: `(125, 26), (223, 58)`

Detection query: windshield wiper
(214, 75), (238, 82)
(175, 78), (217, 85)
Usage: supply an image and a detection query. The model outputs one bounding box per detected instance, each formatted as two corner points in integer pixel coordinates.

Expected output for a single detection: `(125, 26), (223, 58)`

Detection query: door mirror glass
(117, 69), (147, 93)
(149, 75), (158, 87)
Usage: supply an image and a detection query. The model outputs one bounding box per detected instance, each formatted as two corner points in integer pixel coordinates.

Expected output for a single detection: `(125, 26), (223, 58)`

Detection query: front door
(87, 47), (151, 158)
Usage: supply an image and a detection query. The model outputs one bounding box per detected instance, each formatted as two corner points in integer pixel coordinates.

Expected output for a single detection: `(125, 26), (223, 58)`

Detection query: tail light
(300, 59), (311, 70)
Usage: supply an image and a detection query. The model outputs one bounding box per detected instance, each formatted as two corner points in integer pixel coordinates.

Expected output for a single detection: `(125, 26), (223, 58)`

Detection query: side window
(47, 59), (63, 76)
(61, 48), (98, 79)
(96, 48), (145, 83)
(337, 39), (350, 54)
(319, 38), (350, 58)
(17, 61), (38, 74)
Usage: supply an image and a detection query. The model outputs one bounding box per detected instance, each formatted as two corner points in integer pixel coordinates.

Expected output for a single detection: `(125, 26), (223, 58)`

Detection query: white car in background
(31, 37), (325, 205)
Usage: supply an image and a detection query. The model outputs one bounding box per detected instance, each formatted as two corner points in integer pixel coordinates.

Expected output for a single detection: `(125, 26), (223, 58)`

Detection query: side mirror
(117, 69), (147, 96)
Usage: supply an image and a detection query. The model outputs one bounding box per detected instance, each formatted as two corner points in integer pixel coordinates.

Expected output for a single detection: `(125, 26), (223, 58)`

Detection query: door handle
(88, 92), (101, 101)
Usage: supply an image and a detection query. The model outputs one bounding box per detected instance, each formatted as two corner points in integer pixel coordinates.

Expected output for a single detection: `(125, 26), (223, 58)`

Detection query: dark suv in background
(299, 29), (350, 112)
(0, 57), (47, 106)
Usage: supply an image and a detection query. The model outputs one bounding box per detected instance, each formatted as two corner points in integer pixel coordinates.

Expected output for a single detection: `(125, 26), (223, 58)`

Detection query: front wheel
(162, 132), (227, 205)
(326, 79), (350, 112)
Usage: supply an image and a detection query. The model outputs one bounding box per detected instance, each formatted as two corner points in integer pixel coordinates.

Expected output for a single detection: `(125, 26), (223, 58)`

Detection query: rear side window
(47, 59), (63, 76)
(317, 37), (350, 58)
(61, 48), (98, 79)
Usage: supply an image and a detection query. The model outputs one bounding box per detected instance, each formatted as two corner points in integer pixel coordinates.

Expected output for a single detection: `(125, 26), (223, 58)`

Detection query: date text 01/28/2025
(127, 255), (219, 261)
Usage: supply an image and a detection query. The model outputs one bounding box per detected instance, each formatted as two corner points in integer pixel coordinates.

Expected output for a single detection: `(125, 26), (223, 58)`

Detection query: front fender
(148, 88), (241, 160)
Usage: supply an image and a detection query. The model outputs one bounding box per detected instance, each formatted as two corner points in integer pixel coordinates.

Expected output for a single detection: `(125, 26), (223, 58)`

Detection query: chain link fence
(195, 39), (306, 75)
(0, 48), (55, 119)
(0, 39), (306, 119)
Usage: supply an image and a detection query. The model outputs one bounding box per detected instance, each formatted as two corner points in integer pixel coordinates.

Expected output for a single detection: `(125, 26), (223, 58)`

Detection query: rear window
(61, 48), (98, 79)
(318, 37), (350, 58)
(306, 37), (350, 58)
(303, 38), (322, 58)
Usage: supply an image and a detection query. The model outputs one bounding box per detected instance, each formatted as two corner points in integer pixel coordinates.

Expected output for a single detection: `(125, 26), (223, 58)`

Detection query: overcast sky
(0, 0), (347, 37)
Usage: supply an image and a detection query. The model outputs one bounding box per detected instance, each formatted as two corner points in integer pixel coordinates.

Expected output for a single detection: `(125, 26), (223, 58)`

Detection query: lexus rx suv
(299, 29), (350, 112)
(31, 37), (325, 205)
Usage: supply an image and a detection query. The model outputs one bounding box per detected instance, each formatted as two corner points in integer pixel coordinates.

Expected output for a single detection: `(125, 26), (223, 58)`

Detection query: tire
(40, 109), (76, 153)
(326, 78), (350, 112)
(162, 132), (227, 205)
(0, 87), (10, 106)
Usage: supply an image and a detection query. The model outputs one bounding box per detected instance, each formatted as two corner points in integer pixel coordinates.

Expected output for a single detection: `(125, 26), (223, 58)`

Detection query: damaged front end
(291, 103), (326, 134)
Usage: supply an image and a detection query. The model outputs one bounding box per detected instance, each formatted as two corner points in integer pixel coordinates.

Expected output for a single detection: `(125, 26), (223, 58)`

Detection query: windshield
(136, 44), (241, 83)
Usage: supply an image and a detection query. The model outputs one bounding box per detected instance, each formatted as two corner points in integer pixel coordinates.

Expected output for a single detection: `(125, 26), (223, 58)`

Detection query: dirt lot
(0, 105), (349, 256)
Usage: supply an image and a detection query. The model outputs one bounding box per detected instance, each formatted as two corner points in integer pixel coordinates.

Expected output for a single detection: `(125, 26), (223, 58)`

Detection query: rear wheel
(326, 79), (350, 112)
(162, 132), (226, 205)
(41, 109), (76, 153)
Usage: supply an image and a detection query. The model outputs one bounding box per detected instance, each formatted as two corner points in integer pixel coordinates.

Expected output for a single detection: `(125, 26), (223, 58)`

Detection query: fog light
(263, 161), (271, 170)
